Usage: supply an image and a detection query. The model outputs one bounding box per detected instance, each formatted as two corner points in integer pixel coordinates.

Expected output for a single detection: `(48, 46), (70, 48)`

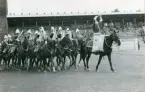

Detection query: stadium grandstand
(0, 0), (144, 41)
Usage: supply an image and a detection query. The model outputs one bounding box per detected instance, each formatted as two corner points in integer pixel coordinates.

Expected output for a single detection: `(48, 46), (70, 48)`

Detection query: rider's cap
(35, 30), (39, 35)
(66, 28), (69, 31)
(76, 28), (79, 32)
(4, 35), (8, 39)
(27, 29), (32, 34)
(39, 27), (44, 31)
(58, 27), (62, 30)
(51, 26), (54, 30)
(15, 29), (20, 34)
(7, 34), (11, 38)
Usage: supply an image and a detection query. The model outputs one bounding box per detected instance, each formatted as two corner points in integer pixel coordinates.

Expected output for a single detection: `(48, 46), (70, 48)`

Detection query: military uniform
(1, 35), (9, 53)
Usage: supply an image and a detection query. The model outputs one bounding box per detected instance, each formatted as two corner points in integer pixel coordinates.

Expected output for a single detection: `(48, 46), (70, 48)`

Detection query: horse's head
(110, 30), (121, 46)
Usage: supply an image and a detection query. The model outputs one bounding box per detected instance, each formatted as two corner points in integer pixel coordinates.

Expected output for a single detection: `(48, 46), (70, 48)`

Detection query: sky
(7, 0), (144, 14)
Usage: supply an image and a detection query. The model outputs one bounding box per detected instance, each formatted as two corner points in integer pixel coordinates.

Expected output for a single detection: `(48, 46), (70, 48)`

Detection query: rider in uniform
(7, 34), (13, 45)
(34, 30), (40, 45)
(13, 29), (21, 44)
(50, 26), (56, 41)
(93, 15), (103, 33)
(1, 35), (9, 53)
(39, 27), (47, 42)
(27, 29), (32, 40)
(57, 27), (62, 41)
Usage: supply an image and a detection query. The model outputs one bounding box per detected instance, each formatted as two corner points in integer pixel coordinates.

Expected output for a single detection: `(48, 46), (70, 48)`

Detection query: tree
(136, 9), (141, 12)
(114, 9), (120, 12)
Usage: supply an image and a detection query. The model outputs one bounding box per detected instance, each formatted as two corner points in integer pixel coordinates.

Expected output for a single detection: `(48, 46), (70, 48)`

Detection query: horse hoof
(47, 67), (50, 71)
(78, 64), (80, 67)
(57, 67), (61, 71)
(112, 70), (116, 73)
(86, 69), (90, 71)
(84, 67), (87, 71)
(95, 70), (99, 72)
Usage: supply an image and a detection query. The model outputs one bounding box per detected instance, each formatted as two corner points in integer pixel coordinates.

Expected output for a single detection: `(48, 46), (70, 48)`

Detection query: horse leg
(7, 58), (11, 68)
(51, 57), (56, 72)
(86, 53), (91, 71)
(62, 56), (66, 70)
(18, 57), (21, 70)
(107, 54), (115, 72)
(28, 58), (33, 70)
(78, 54), (82, 67)
(43, 58), (47, 72)
(21, 57), (25, 69)
(96, 55), (103, 72)
(3, 58), (7, 68)
(67, 55), (72, 68)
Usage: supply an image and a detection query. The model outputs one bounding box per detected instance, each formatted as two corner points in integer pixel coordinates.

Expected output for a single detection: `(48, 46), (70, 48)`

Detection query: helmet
(39, 27), (44, 31)
(15, 29), (20, 34)
(7, 34), (11, 38)
(76, 28), (79, 32)
(35, 30), (39, 35)
(27, 29), (32, 34)
(58, 27), (62, 30)
(4, 35), (8, 39)
(66, 28), (69, 31)
(51, 26), (54, 30)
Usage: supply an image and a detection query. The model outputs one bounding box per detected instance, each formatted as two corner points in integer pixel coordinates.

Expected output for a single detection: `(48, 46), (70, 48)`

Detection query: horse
(79, 30), (121, 72)
(58, 35), (73, 70)
(16, 36), (29, 69)
(7, 44), (17, 68)
(36, 39), (56, 72)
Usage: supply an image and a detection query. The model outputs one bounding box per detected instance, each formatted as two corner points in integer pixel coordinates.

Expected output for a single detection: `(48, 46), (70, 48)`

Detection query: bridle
(104, 37), (112, 49)
(104, 37), (117, 49)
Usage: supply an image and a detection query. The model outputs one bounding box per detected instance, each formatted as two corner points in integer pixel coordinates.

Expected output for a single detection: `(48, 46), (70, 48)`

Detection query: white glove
(93, 16), (98, 20)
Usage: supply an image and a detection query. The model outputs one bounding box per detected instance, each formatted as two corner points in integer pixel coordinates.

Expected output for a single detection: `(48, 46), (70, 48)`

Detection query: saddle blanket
(91, 33), (105, 52)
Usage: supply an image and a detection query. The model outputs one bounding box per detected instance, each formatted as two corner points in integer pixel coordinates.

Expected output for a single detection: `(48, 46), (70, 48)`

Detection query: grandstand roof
(7, 0), (144, 17)
(7, 11), (144, 18)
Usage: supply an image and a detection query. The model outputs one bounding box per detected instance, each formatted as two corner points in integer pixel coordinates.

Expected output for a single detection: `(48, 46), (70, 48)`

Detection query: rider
(93, 15), (103, 33)
(57, 26), (62, 41)
(65, 28), (72, 40)
(7, 34), (13, 45)
(109, 20), (114, 31)
(50, 26), (56, 41)
(13, 29), (20, 43)
(34, 30), (40, 45)
(39, 26), (47, 42)
(27, 29), (32, 40)
(1, 35), (9, 53)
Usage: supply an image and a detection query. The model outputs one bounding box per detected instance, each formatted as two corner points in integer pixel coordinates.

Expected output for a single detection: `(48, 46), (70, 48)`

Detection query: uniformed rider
(93, 15), (103, 33)
(57, 27), (62, 41)
(1, 35), (9, 53)
(13, 29), (20, 43)
(39, 27), (47, 42)
(34, 30), (40, 45)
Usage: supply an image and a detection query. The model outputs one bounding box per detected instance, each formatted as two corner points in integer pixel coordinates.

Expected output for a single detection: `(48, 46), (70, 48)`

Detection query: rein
(104, 37), (118, 49)
(104, 37), (112, 49)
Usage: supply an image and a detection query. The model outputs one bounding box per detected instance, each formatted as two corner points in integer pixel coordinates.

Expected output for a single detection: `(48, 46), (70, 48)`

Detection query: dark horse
(17, 35), (29, 69)
(79, 30), (121, 72)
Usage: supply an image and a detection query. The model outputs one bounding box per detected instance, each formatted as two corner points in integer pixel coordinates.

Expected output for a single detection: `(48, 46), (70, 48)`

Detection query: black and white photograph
(0, 0), (144, 92)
